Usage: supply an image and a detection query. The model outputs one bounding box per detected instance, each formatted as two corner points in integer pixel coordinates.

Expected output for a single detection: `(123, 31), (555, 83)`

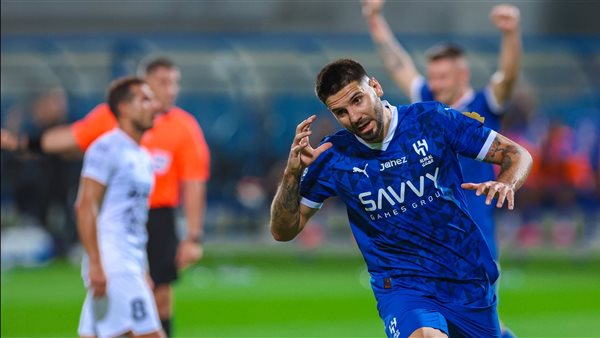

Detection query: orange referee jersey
(71, 103), (210, 208)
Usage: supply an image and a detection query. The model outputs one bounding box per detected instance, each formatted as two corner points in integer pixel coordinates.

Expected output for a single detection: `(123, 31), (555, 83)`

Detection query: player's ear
(116, 101), (129, 119)
(369, 77), (384, 97)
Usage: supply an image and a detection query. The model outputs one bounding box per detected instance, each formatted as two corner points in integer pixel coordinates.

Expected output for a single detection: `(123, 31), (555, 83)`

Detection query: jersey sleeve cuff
(410, 76), (426, 103)
(484, 86), (502, 115)
(81, 172), (108, 186)
(476, 130), (497, 161)
(300, 197), (323, 209)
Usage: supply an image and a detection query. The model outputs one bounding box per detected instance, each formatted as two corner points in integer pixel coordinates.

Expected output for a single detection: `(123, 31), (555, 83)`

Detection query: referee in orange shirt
(2, 57), (210, 337)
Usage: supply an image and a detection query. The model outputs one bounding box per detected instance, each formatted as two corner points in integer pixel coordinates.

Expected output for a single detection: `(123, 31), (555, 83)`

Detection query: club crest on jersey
(352, 163), (369, 178)
(413, 139), (434, 167)
(412, 139), (428, 157)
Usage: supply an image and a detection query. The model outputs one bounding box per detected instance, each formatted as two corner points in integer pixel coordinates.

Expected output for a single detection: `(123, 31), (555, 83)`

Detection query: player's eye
(332, 109), (346, 116)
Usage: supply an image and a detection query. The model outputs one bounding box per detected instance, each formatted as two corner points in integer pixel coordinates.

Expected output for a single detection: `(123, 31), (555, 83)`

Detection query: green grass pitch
(2, 246), (600, 337)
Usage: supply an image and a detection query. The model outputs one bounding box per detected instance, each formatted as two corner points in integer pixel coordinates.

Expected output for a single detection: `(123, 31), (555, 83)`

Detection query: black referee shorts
(146, 207), (179, 286)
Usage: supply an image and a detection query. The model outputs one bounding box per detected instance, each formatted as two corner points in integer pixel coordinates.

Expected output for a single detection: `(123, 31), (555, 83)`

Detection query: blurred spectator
(500, 82), (545, 248)
(1, 85), (81, 257)
(542, 120), (598, 248)
(235, 176), (268, 236)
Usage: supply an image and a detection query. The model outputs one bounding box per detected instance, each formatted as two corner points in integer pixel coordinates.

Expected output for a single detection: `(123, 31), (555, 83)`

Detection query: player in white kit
(75, 76), (165, 338)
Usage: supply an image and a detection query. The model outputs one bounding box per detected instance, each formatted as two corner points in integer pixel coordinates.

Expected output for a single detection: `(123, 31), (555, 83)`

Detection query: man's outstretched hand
(461, 181), (515, 210)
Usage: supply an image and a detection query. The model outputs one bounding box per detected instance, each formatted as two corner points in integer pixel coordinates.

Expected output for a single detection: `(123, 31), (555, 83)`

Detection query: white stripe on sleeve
(476, 130), (497, 161)
(300, 197), (323, 209)
(484, 86), (502, 115)
(410, 76), (426, 103)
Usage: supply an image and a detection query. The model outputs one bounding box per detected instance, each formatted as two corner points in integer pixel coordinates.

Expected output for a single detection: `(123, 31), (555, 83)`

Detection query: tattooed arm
(461, 133), (532, 210)
(270, 171), (319, 241)
(270, 115), (332, 241)
(362, 0), (420, 96)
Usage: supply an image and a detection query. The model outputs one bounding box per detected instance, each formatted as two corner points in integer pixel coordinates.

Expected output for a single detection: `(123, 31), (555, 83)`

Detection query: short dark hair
(137, 56), (177, 76)
(107, 76), (145, 117)
(425, 43), (465, 62)
(315, 59), (369, 104)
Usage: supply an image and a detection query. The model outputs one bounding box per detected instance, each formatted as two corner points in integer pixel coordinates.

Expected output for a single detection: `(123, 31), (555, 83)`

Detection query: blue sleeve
(420, 85), (434, 102)
(410, 76), (434, 103)
(435, 103), (497, 161)
(299, 141), (337, 209)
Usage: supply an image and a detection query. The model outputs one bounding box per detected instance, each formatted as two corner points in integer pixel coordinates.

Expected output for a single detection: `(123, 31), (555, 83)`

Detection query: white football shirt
(80, 128), (154, 280)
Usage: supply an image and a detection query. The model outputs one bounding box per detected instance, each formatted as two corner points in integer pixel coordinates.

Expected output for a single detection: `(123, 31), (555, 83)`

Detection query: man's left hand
(490, 4), (520, 33)
(175, 239), (203, 270)
(461, 181), (515, 210)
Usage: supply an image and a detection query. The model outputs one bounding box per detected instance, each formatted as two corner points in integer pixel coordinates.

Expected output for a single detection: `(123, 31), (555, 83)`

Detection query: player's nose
(348, 107), (363, 124)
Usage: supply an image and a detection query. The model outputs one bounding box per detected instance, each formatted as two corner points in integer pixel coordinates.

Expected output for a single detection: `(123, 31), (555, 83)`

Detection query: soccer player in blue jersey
(269, 59), (532, 338)
(362, 2), (522, 335)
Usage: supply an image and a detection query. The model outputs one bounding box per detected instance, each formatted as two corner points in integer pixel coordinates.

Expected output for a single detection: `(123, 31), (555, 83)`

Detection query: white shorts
(78, 273), (161, 338)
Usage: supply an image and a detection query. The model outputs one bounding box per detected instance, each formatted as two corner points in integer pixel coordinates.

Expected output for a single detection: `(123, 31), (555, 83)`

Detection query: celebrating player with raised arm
(270, 59), (532, 338)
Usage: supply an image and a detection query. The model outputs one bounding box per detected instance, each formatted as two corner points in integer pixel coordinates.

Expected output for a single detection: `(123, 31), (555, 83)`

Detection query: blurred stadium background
(1, 1), (599, 337)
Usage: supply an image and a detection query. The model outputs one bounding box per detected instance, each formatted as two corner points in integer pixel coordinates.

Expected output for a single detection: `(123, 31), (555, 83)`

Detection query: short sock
(161, 318), (172, 337)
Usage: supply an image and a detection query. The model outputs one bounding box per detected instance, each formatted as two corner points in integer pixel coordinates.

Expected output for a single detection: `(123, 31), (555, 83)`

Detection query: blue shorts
(372, 279), (500, 338)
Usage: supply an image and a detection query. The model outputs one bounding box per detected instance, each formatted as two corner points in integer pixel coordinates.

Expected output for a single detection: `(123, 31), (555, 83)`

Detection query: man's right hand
(89, 262), (107, 298)
(361, 0), (385, 18)
(285, 115), (332, 178)
(0, 129), (19, 151)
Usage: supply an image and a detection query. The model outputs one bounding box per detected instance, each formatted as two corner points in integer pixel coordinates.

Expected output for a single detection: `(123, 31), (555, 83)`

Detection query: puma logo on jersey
(352, 163), (369, 178)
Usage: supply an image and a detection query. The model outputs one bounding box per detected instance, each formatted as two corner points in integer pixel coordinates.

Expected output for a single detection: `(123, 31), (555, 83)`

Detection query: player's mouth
(357, 120), (373, 135)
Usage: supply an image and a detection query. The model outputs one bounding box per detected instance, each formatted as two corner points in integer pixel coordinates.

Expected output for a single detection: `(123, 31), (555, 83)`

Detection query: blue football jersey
(410, 76), (503, 132)
(300, 101), (499, 306)
(411, 77), (502, 258)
